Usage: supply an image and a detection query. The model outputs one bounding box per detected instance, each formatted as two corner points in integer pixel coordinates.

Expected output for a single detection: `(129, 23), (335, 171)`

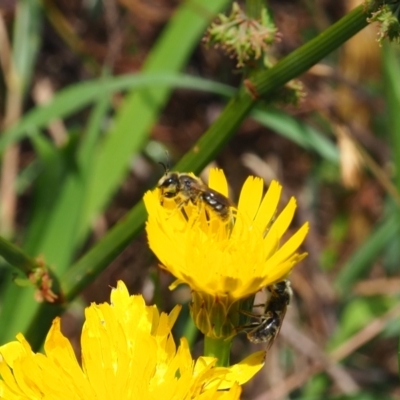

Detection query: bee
(239, 280), (292, 348)
(157, 169), (236, 221)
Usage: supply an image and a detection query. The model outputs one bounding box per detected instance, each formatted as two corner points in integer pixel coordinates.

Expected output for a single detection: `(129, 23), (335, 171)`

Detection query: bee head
(271, 280), (292, 304)
(157, 172), (180, 198)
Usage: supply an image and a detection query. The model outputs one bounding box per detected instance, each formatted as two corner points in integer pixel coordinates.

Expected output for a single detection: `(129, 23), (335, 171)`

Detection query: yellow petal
(237, 176), (263, 221)
(210, 350), (266, 389)
(208, 168), (229, 197)
(267, 222), (309, 268)
(270, 196), (297, 238)
(253, 180), (282, 232)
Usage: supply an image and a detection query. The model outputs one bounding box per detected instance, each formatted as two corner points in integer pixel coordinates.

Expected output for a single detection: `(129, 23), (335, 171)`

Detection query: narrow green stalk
(251, 4), (370, 95)
(204, 336), (232, 367)
(182, 318), (199, 348)
(383, 44), (400, 191)
(0, 235), (62, 313)
(0, 235), (38, 275)
(62, 201), (146, 301)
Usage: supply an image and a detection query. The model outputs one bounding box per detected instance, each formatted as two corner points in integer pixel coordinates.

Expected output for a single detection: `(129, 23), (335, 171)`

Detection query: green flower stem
(62, 201), (146, 301)
(204, 335), (232, 367)
(0, 235), (62, 307)
(24, 2), (385, 347)
(182, 317), (199, 348)
(0, 235), (39, 275)
(251, 4), (371, 95)
(0, 234), (61, 291)
(383, 44), (400, 191)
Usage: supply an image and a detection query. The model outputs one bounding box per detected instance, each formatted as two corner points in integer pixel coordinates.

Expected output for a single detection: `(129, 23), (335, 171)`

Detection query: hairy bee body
(157, 171), (235, 221)
(241, 280), (292, 348)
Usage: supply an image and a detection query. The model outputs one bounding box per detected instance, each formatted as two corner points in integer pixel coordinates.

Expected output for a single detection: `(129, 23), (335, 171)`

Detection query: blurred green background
(0, 0), (399, 399)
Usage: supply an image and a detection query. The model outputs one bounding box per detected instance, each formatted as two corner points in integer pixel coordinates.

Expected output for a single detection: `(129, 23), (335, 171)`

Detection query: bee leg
(179, 207), (189, 221)
(265, 284), (275, 293)
(239, 309), (265, 319)
(236, 309), (267, 333)
(194, 200), (209, 221)
(233, 320), (264, 335)
(175, 199), (190, 221)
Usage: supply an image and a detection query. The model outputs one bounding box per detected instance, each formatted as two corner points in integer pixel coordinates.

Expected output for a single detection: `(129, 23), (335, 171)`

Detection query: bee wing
(265, 307), (287, 352)
(185, 177), (207, 192)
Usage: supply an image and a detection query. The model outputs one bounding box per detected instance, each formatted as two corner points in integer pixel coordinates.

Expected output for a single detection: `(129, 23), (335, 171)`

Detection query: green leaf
(335, 215), (400, 295)
(12, 0), (42, 95)
(0, 74), (233, 152)
(251, 107), (338, 162)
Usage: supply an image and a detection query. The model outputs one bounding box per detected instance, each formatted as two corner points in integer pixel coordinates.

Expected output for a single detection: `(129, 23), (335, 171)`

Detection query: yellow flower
(145, 169), (308, 299)
(0, 281), (264, 399)
(144, 169), (308, 338)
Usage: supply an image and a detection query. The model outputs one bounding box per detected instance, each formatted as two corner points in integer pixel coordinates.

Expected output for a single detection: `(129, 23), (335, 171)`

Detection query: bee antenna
(158, 150), (171, 174)
(165, 150), (171, 169)
(158, 161), (168, 174)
